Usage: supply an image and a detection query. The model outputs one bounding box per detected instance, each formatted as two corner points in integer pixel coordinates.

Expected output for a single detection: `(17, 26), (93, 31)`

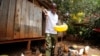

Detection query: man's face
(51, 6), (57, 14)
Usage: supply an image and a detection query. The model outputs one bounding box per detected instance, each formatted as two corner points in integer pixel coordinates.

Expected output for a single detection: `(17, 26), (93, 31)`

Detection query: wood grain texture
(6, 0), (16, 40)
(14, 0), (22, 39)
(0, 0), (10, 40)
(20, 0), (27, 38)
(33, 5), (42, 36)
(28, 2), (34, 37)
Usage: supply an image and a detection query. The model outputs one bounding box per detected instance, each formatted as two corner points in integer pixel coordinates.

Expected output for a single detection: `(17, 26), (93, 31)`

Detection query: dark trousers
(45, 33), (57, 56)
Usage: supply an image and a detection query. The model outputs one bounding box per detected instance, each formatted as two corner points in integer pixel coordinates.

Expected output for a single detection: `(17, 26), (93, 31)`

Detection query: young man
(43, 3), (58, 56)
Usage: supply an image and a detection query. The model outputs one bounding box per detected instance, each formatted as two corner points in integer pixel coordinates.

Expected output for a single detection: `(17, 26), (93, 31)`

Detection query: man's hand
(42, 8), (48, 16)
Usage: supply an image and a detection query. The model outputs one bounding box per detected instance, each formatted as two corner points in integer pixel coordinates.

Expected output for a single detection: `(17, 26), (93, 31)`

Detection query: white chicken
(79, 46), (90, 56)
(69, 45), (90, 56)
(21, 53), (25, 56)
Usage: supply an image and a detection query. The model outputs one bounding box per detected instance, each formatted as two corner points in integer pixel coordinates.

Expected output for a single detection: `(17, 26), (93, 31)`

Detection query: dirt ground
(64, 41), (100, 56)
(0, 40), (100, 56)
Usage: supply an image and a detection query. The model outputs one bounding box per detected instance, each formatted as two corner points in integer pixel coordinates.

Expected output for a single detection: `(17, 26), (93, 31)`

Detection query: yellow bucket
(54, 23), (68, 32)
(91, 55), (99, 56)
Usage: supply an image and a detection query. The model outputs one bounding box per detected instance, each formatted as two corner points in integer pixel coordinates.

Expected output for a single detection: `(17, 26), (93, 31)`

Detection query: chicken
(21, 53), (25, 56)
(68, 45), (90, 56)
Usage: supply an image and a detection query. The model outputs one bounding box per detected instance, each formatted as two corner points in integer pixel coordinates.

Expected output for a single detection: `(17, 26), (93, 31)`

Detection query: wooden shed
(0, 0), (52, 42)
(0, 0), (52, 54)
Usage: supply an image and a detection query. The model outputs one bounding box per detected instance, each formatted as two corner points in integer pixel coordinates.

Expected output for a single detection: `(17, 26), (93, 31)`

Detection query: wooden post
(25, 40), (32, 56)
(27, 40), (31, 51)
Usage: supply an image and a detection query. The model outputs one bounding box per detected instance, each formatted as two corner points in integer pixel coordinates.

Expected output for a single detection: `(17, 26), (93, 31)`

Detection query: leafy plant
(53, 0), (100, 38)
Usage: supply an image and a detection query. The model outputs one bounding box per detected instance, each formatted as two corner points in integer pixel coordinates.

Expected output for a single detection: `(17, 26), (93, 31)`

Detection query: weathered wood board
(0, 0), (43, 41)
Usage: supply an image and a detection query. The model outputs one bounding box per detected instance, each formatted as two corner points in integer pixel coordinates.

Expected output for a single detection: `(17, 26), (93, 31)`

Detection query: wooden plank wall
(7, 0), (16, 40)
(20, 0), (27, 38)
(0, 0), (15, 40)
(14, 0), (22, 39)
(0, 0), (43, 41)
(14, 0), (42, 39)
(33, 5), (42, 36)
(26, 1), (42, 38)
(28, 1), (34, 37)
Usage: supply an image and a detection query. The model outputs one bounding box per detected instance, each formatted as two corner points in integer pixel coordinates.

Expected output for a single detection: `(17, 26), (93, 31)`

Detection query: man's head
(50, 3), (57, 14)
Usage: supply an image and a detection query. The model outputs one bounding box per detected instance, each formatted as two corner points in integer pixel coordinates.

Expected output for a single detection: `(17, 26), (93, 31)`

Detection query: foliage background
(53, 0), (100, 38)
